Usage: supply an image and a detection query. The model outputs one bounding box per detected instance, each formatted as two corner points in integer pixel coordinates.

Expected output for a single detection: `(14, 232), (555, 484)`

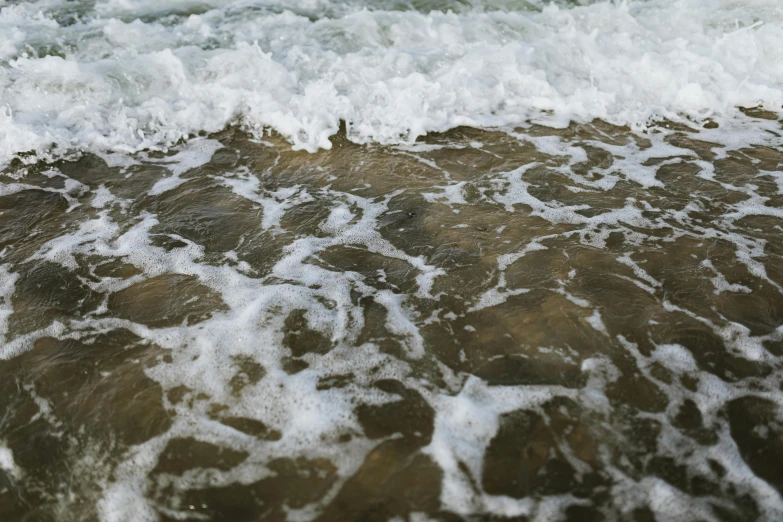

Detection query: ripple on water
(1, 117), (783, 521)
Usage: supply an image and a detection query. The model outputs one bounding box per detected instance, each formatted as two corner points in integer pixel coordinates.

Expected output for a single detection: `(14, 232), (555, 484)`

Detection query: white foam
(218, 169), (314, 231)
(701, 259), (752, 295)
(147, 139), (223, 195)
(4, 126), (783, 522)
(584, 309), (608, 335)
(1, 0), (782, 165)
(97, 483), (159, 522)
(424, 376), (571, 516)
(0, 443), (18, 479)
(651, 343), (699, 374)
(0, 265), (18, 348)
(2, 2), (783, 519)
(91, 184), (120, 209)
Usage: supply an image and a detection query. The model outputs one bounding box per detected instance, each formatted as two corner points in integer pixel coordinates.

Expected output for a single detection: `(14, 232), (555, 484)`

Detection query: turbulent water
(2, 0), (783, 521)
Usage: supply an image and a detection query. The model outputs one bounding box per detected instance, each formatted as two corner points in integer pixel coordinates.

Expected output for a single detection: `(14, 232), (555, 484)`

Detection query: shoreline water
(2, 117), (783, 520)
(2, 0), (783, 520)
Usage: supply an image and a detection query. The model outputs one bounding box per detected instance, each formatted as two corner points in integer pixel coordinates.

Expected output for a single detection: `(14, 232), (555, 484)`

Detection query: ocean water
(1, 0), (783, 521)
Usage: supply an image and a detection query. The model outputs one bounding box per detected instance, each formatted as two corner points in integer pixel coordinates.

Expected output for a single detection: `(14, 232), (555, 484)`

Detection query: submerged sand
(1, 116), (783, 521)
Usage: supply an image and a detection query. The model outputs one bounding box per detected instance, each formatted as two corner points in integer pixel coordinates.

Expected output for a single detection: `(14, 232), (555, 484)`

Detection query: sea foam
(0, 0), (782, 166)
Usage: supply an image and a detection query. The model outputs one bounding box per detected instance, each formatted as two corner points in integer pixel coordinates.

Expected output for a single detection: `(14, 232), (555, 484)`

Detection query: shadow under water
(2, 116), (783, 522)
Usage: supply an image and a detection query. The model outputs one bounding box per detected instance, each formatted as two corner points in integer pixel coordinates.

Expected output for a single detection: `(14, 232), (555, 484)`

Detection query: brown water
(1, 118), (783, 522)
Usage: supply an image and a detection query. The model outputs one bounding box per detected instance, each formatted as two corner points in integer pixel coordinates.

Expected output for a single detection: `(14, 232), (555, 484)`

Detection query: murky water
(2, 116), (783, 522)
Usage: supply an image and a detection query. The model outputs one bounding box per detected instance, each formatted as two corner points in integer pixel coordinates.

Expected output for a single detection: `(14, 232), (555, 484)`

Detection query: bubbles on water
(1, 111), (783, 520)
(1, 0), (783, 166)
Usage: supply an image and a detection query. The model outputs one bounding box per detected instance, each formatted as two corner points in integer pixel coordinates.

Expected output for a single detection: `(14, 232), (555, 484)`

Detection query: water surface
(2, 116), (783, 521)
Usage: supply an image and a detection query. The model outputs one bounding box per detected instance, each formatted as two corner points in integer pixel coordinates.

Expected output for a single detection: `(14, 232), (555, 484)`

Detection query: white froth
(701, 259), (753, 295)
(0, 265), (18, 348)
(2, 2), (783, 520)
(0, 443), (18, 479)
(147, 139), (223, 195)
(91, 184), (119, 209)
(3, 122), (783, 522)
(97, 483), (159, 522)
(651, 343), (698, 374)
(424, 377), (569, 516)
(220, 170), (314, 231)
(469, 287), (530, 312)
(584, 309), (608, 335)
(1, 0), (782, 165)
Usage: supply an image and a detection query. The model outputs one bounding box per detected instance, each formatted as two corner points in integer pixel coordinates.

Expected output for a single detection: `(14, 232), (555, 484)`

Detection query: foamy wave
(1, 0), (782, 164)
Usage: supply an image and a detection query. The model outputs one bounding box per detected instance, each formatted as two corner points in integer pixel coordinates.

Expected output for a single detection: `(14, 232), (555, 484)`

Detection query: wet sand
(1, 118), (783, 521)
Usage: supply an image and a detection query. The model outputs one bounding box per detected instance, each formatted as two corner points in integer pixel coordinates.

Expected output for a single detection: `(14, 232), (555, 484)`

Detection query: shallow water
(2, 114), (783, 521)
(3, 0), (783, 519)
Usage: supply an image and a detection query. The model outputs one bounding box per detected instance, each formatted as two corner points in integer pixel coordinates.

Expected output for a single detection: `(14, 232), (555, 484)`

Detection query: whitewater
(3, 1), (783, 522)
(1, 0), (782, 164)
